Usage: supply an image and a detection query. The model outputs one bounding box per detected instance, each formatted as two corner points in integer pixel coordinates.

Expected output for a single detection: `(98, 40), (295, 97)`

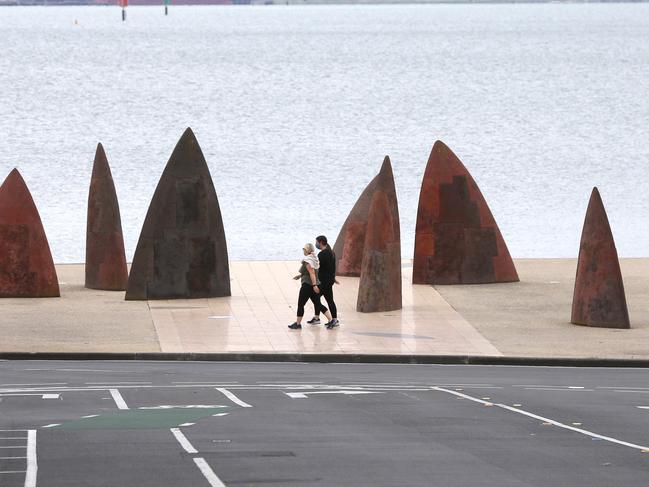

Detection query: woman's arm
(307, 264), (320, 293)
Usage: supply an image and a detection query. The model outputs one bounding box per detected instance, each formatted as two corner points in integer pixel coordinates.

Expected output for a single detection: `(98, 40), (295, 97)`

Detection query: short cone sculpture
(125, 128), (231, 300)
(356, 178), (402, 313)
(413, 141), (518, 285)
(0, 169), (60, 297)
(333, 156), (399, 277)
(571, 187), (629, 329)
(85, 143), (128, 291)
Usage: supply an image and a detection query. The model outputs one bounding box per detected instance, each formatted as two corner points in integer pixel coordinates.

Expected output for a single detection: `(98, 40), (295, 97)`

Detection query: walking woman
(288, 243), (333, 330)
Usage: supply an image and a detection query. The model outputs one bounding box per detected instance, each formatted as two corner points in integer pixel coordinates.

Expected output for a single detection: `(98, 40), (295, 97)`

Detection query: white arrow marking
(285, 391), (382, 399)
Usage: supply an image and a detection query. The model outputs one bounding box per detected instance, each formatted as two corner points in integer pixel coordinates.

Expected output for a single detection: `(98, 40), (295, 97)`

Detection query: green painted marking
(55, 407), (229, 430)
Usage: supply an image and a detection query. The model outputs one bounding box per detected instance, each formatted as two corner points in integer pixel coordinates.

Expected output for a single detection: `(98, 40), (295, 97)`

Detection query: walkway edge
(2, 352), (649, 367)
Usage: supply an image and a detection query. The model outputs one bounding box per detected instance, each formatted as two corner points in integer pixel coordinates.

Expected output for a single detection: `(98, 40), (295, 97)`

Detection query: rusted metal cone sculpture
(85, 143), (128, 291)
(571, 188), (629, 329)
(0, 169), (60, 297)
(413, 141), (518, 285)
(125, 128), (231, 300)
(334, 156), (399, 277)
(356, 168), (402, 313)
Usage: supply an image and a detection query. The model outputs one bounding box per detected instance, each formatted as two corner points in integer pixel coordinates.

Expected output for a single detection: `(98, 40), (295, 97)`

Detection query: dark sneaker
(307, 316), (321, 325)
(326, 319), (340, 329)
(288, 322), (302, 330)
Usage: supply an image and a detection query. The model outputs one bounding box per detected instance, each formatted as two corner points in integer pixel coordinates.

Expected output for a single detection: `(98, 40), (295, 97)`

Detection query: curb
(2, 352), (649, 367)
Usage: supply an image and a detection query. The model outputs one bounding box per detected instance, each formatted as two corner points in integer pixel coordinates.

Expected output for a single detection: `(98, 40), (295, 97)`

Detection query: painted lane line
(85, 382), (152, 385)
(0, 430), (28, 432)
(109, 389), (129, 410)
(170, 428), (197, 454)
(285, 391), (381, 399)
(193, 458), (226, 487)
(25, 429), (37, 487)
(82, 415), (99, 419)
(523, 388), (594, 392)
(0, 446), (27, 448)
(41, 424), (60, 429)
(212, 413), (229, 417)
(0, 437), (27, 440)
(216, 388), (252, 408)
(0, 456), (27, 459)
(432, 387), (649, 452)
(179, 423), (195, 427)
(0, 471), (27, 474)
(42, 394), (60, 400)
(0, 383), (67, 387)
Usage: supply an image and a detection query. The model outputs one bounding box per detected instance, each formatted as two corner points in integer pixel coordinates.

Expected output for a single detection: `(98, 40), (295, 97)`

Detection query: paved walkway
(2, 259), (649, 358)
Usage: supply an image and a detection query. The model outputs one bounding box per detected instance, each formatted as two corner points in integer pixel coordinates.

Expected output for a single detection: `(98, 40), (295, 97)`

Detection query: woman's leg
(311, 291), (332, 322)
(296, 284), (311, 324)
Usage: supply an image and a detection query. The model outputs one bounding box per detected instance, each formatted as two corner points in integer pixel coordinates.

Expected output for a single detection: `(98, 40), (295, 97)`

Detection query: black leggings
(297, 283), (328, 318)
(319, 282), (337, 319)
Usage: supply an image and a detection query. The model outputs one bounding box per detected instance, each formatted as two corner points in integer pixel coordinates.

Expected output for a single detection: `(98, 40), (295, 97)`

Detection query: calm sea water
(1, 4), (648, 263)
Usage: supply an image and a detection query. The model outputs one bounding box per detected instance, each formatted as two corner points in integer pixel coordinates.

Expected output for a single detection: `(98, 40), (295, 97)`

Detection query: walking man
(307, 235), (340, 329)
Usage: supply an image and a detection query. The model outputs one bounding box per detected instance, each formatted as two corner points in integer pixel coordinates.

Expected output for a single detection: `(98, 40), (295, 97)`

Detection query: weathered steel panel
(125, 128), (230, 300)
(571, 187), (629, 329)
(0, 169), (59, 298)
(413, 141), (518, 285)
(334, 156), (400, 277)
(85, 143), (128, 291)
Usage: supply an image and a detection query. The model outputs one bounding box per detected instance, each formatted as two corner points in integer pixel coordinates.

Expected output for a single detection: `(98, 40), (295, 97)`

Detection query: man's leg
(321, 283), (337, 319)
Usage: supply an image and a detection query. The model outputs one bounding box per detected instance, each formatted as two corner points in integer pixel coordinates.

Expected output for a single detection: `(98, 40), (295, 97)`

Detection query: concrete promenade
(2, 259), (649, 359)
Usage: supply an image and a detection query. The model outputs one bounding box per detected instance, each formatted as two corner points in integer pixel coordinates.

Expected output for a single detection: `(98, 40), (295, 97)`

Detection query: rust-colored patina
(356, 175), (402, 313)
(571, 188), (629, 329)
(85, 143), (128, 291)
(0, 169), (59, 297)
(413, 141), (518, 285)
(334, 156), (399, 277)
(125, 128), (231, 300)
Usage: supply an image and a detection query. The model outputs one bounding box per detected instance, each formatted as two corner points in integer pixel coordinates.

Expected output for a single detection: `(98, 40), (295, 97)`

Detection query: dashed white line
(41, 424), (60, 429)
(179, 423), (195, 427)
(215, 388), (252, 408)
(109, 389), (129, 410)
(193, 458), (226, 487)
(25, 429), (37, 487)
(82, 415), (99, 419)
(170, 428), (197, 454)
(432, 387), (649, 452)
(212, 413), (229, 417)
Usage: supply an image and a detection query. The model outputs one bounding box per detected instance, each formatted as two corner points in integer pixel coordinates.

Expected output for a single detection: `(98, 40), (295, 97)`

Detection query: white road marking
(432, 387), (649, 452)
(85, 382), (152, 385)
(0, 446), (27, 448)
(42, 394), (60, 399)
(179, 423), (195, 427)
(193, 458), (226, 487)
(212, 413), (229, 417)
(0, 456), (26, 459)
(25, 429), (37, 487)
(523, 388), (593, 392)
(0, 383), (67, 387)
(216, 388), (252, 408)
(109, 389), (129, 410)
(82, 415), (99, 419)
(41, 424), (60, 429)
(636, 406), (649, 410)
(0, 471), (27, 474)
(170, 428), (197, 454)
(0, 437), (27, 439)
(285, 391), (381, 399)
(0, 430), (28, 432)
(138, 405), (227, 410)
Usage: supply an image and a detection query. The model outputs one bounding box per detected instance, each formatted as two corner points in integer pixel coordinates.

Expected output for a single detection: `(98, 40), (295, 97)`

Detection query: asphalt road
(1, 361), (649, 486)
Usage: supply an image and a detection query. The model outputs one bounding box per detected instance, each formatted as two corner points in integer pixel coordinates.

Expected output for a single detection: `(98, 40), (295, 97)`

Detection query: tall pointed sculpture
(0, 169), (60, 297)
(571, 188), (629, 329)
(85, 143), (128, 291)
(413, 141), (518, 285)
(125, 128), (231, 300)
(356, 190), (402, 313)
(333, 156), (399, 277)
